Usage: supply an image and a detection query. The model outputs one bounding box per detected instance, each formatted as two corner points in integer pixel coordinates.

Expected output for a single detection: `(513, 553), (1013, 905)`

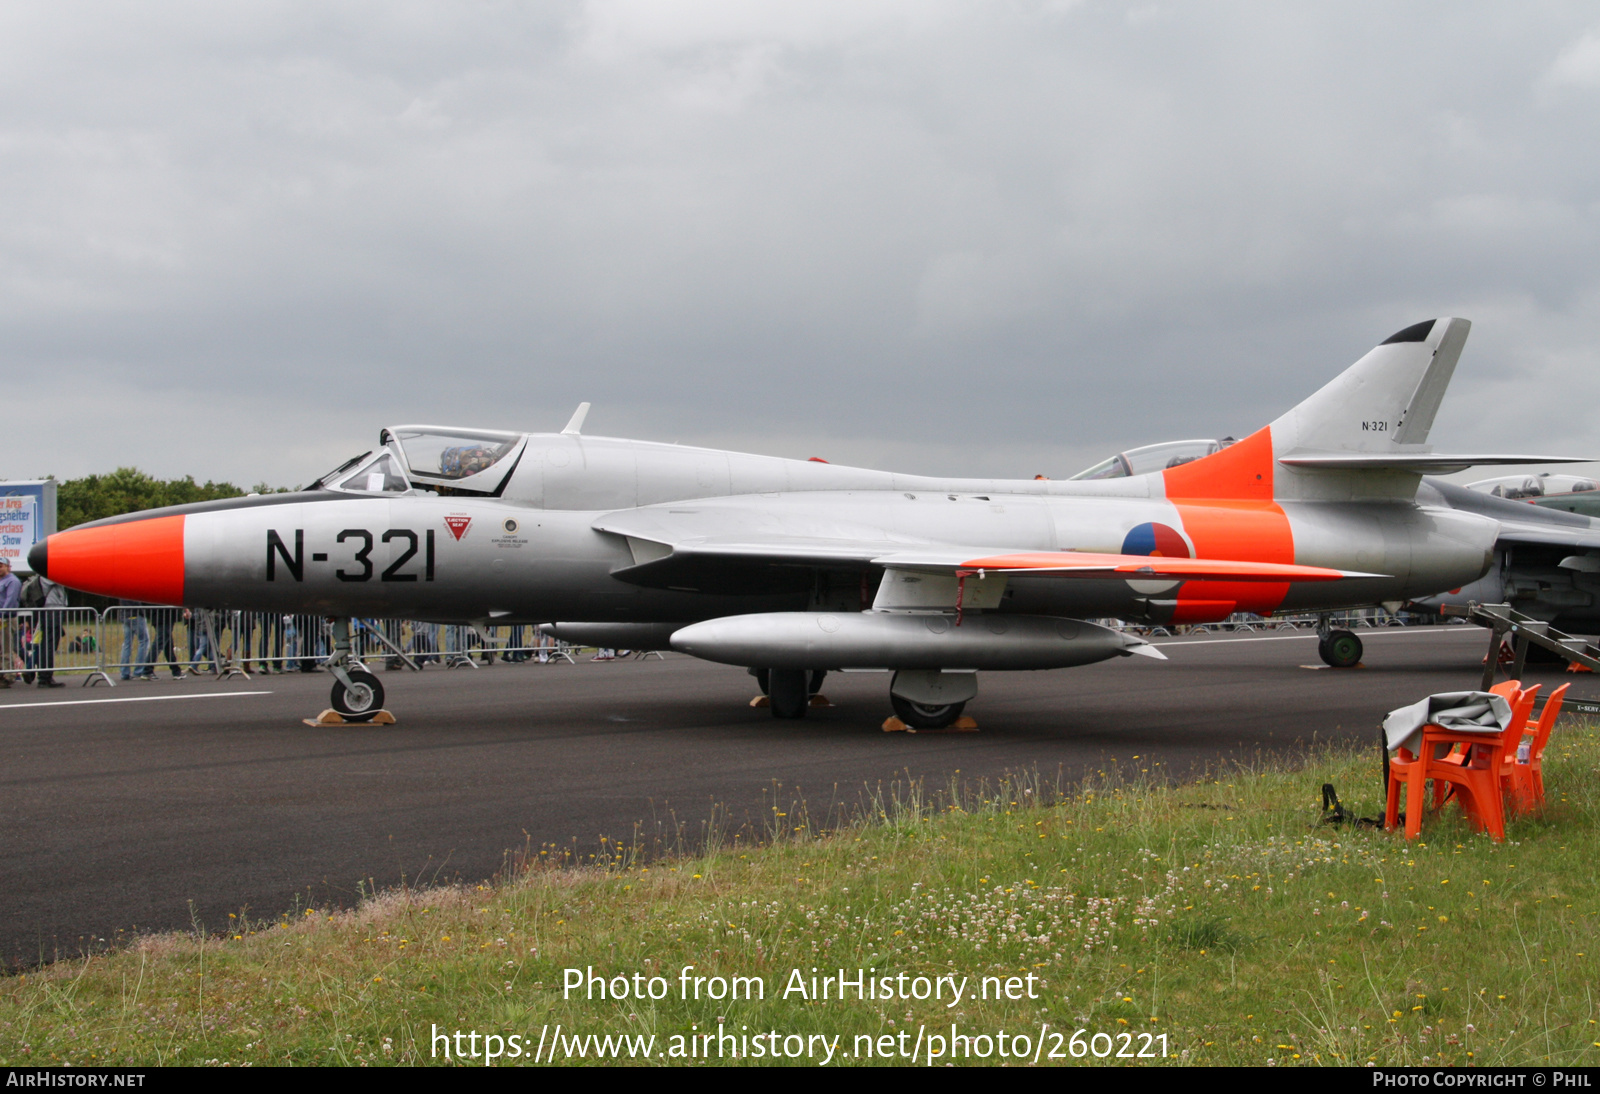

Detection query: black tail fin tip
(1381, 320), (1436, 345)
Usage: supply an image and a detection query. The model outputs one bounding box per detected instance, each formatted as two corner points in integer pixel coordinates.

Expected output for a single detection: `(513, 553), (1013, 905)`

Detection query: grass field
(3, 719), (1598, 1067)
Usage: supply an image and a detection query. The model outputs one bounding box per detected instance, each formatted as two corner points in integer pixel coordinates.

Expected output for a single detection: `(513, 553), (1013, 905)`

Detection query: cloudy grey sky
(6, 1), (1600, 488)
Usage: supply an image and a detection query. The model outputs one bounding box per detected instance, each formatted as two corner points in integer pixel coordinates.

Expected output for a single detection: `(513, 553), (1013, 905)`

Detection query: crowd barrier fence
(0, 607), (112, 686)
(3, 608), (594, 687)
(8, 604), (1444, 688)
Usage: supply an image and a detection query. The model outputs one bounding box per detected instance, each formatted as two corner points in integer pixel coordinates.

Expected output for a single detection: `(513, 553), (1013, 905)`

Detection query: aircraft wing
(1488, 523), (1600, 551)
(873, 549), (1377, 582)
(595, 506), (1379, 592)
(1421, 479), (1600, 551)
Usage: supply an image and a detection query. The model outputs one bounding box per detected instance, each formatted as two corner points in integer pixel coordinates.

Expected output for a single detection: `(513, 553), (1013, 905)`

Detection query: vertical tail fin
(1162, 318), (1471, 503)
(1271, 317), (1471, 456)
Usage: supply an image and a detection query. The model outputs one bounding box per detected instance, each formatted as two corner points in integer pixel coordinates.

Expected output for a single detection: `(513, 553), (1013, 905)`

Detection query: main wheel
(890, 693), (966, 729)
(331, 669), (384, 721)
(768, 668), (809, 719)
(1319, 630), (1363, 668)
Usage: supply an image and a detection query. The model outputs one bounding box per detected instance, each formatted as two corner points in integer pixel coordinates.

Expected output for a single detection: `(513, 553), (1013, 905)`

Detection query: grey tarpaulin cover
(1382, 691), (1514, 755)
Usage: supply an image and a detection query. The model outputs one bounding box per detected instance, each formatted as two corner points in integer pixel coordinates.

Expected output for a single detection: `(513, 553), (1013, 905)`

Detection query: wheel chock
(808, 694), (833, 708)
(881, 715), (979, 734)
(749, 695), (771, 708)
(302, 709), (398, 727)
(1299, 663), (1367, 670)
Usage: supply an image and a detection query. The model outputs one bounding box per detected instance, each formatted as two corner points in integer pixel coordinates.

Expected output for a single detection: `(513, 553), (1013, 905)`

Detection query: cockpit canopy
(1070, 438), (1234, 481)
(315, 425), (527, 496)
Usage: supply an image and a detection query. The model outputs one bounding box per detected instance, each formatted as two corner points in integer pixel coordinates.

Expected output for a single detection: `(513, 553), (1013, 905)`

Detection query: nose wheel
(331, 669), (385, 721)
(305, 618), (397, 726)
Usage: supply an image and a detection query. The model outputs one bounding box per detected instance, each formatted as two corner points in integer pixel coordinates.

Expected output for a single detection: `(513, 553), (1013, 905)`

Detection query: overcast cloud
(4, 1), (1600, 488)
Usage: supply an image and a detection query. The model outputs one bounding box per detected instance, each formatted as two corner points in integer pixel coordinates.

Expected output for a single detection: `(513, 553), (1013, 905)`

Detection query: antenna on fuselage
(561, 402), (591, 435)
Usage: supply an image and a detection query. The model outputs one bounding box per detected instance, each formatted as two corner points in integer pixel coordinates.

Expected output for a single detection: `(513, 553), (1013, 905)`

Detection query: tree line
(39, 469), (290, 607)
(56, 468), (288, 529)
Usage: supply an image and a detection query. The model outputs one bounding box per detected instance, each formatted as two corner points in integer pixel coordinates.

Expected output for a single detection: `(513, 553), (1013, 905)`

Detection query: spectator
(148, 606), (186, 679)
(212, 611), (236, 669)
(0, 559), (20, 687)
(382, 618), (404, 670)
(117, 600), (152, 681)
(185, 608), (216, 673)
(257, 612), (284, 674)
(24, 574), (67, 687)
(506, 624), (529, 663)
(410, 621), (439, 666)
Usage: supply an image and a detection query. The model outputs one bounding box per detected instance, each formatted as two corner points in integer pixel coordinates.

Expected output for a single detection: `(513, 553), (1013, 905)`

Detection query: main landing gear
(1316, 618), (1363, 669)
(885, 669), (977, 730)
(889, 693), (967, 730)
(749, 667), (976, 730)
(750, 668), (829, 719)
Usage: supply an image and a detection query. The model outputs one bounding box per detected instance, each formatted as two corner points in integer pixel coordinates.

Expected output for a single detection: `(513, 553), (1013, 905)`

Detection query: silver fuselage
(152, 431), (1496, 624)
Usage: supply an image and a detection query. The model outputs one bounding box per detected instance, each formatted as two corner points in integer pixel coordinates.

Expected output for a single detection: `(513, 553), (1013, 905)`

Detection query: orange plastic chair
(1385, 684), (1537, 841)
(1501, 682), (1568, 814)
(1429, 679), (1523, 790)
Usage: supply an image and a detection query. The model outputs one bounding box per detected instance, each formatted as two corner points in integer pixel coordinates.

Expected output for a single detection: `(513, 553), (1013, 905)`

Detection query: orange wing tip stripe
(47, 514), (186, 605)
(960, 552), (1370, 583)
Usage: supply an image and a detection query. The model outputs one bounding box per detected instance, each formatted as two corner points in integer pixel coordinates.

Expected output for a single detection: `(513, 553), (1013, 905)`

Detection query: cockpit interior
(1465, 472), (1599, 500)
(1070, 438), (1235, 481)
(315, 426), (527, 497)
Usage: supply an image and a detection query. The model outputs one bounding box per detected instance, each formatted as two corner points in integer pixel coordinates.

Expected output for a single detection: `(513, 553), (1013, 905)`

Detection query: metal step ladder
(1445, 602), (1600, 713)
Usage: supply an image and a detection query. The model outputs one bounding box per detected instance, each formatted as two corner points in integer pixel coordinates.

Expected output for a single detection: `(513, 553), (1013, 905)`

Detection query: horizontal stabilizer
(1280, 452), (1592, 475)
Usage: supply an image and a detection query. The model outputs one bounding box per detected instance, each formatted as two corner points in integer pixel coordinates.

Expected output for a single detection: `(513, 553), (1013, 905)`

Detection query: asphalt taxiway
(0, 624), (1576, 965)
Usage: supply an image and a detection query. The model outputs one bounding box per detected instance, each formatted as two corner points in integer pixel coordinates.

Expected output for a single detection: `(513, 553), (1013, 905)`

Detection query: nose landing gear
(306, 618), (396, 726)
(331, 668), (385, 720)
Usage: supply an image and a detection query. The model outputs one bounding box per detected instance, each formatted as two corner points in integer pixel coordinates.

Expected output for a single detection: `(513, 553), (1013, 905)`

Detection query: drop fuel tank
(669, 611), (1163, 671)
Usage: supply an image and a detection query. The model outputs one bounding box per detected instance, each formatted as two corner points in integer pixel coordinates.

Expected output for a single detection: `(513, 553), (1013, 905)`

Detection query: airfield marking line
(0, 691), (273, 711)
(1155, 629), (1479, 647)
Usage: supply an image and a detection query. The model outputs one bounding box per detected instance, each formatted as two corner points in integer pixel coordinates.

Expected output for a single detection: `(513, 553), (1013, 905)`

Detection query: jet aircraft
(1464, 472), (1600, 507)
(1408, 477), (1600, 635)
(31, 318), (1587, 727)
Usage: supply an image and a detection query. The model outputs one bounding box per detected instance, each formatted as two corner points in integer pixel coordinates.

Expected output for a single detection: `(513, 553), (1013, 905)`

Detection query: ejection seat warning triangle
(444, 515), (472, 541)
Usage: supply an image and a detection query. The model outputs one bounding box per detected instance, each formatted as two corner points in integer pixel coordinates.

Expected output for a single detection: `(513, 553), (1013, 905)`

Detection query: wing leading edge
(882, 550), (1377, 582)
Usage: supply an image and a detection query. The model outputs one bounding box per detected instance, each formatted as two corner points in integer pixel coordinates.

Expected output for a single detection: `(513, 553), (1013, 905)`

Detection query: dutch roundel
(1120, 522), (1192, 559)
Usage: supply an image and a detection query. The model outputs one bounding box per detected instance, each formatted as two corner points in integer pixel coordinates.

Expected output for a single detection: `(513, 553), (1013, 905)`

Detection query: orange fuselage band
(1161, 427), (1295, 621)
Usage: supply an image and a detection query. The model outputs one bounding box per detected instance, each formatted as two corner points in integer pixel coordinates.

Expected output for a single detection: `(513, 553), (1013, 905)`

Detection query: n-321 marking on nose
(267, 529), (435, 582)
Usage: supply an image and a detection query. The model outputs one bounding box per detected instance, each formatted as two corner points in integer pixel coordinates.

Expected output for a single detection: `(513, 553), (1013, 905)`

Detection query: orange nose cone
(41, 514), (186, 605)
